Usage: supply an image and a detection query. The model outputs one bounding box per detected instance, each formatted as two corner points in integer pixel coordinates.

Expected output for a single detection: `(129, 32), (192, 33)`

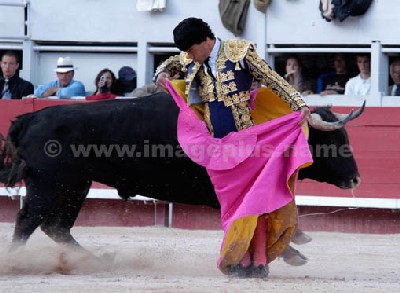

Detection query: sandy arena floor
(0, 222), (399, 293)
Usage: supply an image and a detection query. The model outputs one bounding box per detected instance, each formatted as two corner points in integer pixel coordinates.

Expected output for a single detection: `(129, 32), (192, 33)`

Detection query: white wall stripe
(1, 187), (399, 210)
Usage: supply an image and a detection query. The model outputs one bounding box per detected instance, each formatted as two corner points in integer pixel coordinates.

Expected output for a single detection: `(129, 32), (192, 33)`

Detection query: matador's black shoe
(227, 264), (251, 278)
(248, 264), (269, 279)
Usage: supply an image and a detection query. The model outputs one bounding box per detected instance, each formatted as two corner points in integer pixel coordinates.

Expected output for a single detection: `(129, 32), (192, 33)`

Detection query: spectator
(318, 53), (352, 96)
(284, 55), (315, 96)
(0, 50), (34, 99)
(388, 59), (400, 96)
(116, 66), (136, 96)
(345, 54), (371, 96)
(86, 68), (118, 100)
(131, 83), (163, 97)
(34, 56), (85, 98)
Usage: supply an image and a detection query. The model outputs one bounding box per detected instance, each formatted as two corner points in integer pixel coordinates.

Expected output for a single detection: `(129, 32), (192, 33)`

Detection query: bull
(0, 92), (363, 255)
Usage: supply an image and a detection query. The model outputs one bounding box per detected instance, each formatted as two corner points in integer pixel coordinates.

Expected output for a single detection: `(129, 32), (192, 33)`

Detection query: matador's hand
(298, 106), (311, 126)
(155, 72), (171, 93)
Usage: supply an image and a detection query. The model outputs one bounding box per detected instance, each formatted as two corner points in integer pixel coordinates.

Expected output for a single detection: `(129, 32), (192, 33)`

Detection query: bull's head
(298, 101), (365, 189)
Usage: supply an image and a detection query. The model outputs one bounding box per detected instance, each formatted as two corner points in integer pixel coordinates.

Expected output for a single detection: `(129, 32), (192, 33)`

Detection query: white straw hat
(54, 56), (78, 73)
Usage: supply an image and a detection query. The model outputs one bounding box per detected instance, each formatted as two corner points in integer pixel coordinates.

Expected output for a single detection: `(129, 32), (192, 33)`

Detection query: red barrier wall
(0, 98), (85, 135)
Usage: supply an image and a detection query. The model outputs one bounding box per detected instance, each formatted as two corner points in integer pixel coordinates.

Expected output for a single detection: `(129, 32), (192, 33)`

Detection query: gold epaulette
(223, 39), (252, 63)
(179, 52), (193, 67)
(179, 52), (201, 73)
(154, 55), (180, 78)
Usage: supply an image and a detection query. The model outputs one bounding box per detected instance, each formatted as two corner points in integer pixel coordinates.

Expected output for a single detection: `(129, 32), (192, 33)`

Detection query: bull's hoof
(291, 230), (312, 245)
(281, 246), (308, 266)
(53, 251), (73, 275)
(8, 240), (26, 253)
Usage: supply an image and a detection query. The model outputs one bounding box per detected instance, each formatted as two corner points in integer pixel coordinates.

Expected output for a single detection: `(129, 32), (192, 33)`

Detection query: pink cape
(166, 81), (312, 264)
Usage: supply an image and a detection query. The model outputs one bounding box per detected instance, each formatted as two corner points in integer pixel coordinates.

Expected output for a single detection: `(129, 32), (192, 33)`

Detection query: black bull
(0, 92), (362, 248)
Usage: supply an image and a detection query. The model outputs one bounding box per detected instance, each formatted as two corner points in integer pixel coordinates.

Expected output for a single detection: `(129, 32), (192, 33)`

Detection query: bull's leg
(281, 245), (308, 266)
(10, 204), (46, 251)
(40, 184), (89, 247)
(291, 229), (312, 245)
(10, 182), (56, 251)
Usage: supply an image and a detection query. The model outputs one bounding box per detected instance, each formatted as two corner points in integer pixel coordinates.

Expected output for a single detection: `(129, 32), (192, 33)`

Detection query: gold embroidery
(216, 45), (228, 73)
(154, 55), (182, 79)
(231, 102), (254, 131)
(203, 101), (253, 136)
(200, 85), (251, 107)
(203, 103), (214, 136)
(203, 79), (248, 105)
(220, 91), (250, 107)
(179, 52), (193, 68)
(224, 39), (252, 63)
(219, 70), (235, 82)
(220, 81), (237, 95)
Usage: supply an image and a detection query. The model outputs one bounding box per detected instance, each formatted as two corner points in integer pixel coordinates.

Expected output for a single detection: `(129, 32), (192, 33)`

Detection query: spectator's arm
(34, 81), (58, 97)
(34, 84), (46, 97)
(56, 81), (86, 98)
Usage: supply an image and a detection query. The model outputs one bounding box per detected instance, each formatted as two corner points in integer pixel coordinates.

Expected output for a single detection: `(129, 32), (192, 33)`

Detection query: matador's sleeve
(154, 54), (182, 80)
(154, 52), (194, 81)
(244, 45), (307, 111)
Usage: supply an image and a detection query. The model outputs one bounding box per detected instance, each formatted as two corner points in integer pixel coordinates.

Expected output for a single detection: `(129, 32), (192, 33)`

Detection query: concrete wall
(28, 0), (242, 43)
(26, 0), (398, 45)
(266, 0), (395, 45)
(0, 1), (25, 40)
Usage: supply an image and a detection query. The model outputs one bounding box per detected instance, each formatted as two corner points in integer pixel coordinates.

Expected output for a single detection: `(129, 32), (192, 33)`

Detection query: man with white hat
(34, 56), (85, 98)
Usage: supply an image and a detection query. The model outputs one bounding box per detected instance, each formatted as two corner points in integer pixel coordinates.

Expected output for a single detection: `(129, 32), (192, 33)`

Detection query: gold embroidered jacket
(155, 39), (307, 132)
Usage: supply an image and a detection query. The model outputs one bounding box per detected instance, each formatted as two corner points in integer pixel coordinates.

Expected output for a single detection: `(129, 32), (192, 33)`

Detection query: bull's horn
(308, 100), (366, 131)
(333, 100), (366, 124)
(308, 113), (343, 131)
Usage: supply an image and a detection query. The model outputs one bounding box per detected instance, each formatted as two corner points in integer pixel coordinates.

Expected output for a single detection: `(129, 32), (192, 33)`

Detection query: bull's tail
(0, 121), (27, 187)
